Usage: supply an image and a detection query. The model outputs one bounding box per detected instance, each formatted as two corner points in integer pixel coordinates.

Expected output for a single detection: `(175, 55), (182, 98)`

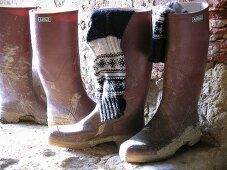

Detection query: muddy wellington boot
(48, 8), (152, 149)
(119, 2), (209, 163)
(29, 9), (96, 126)
(0, 6), (47, 124)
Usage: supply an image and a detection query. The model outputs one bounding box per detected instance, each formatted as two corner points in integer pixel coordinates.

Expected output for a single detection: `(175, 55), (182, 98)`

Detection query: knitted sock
(150, 2), (187, 63)
(87, 9), (134, 122)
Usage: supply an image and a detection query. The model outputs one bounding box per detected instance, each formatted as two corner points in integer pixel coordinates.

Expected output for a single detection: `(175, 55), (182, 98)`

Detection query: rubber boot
(48, 9), (152, 149)
(0, 6), (47, 124)
(29, 9), (96, 126)
(119, 2), (209, 163)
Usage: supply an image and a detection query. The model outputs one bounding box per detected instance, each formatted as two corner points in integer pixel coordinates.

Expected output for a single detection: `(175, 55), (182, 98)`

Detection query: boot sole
(49, 135), (131, 149)
(0, 111), (24, 123)
(0, 111), (47, 125)
(48, 117), (76, 126)
(120, 125), (201, 163)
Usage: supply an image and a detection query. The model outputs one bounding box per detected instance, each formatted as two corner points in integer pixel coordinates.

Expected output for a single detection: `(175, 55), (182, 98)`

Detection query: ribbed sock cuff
(98, 95), (126, 122)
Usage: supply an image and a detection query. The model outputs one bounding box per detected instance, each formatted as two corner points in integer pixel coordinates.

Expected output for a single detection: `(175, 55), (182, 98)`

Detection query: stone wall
(0, 0), (226, 167)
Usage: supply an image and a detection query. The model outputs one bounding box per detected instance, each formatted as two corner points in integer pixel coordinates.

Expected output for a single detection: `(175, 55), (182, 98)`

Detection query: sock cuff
(98, 95), (126, 122)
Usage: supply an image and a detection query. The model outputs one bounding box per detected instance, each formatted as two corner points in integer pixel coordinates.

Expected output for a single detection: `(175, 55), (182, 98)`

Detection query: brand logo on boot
(38, 17), (51, 23)
(192, 15), (203, 23)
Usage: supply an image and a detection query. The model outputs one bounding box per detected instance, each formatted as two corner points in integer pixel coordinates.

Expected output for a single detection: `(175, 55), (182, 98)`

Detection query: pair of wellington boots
(0, 6), (47, 124)
(0, 7), (93, 125)
(33, 2), (208, 163)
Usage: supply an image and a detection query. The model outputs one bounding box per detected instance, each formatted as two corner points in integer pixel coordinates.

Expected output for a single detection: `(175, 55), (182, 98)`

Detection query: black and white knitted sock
(87, 9), (134, 122)
(150, 1), (187, 63)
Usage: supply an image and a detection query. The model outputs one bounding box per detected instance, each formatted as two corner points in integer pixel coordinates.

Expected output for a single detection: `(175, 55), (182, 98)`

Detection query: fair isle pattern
(88, 36), (126, 122)
(94, 52), (126, 93)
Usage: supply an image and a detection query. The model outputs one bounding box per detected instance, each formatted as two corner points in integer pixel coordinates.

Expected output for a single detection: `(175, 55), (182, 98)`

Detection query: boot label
(192, 15), (203, 23)
(38, 17), (51, 23)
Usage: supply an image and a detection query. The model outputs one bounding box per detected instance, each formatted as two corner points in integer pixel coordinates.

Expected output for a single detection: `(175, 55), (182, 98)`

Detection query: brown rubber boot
(29, 9), (96, 126)
(0, 6), (47, 124)
(48, 9), (152, 149)
(119, 2), (210, 163)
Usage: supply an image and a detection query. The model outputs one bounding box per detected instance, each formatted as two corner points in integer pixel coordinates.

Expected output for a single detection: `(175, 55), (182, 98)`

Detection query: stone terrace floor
(0, 123), (225, 170)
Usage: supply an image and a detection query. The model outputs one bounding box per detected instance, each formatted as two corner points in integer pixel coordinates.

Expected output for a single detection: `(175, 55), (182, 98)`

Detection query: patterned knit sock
(87, 9), (134, 122)
(150, 2), (187, 63)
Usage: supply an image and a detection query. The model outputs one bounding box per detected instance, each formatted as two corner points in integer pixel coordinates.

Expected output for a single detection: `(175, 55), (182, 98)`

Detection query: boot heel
(186, 125), (201, 146)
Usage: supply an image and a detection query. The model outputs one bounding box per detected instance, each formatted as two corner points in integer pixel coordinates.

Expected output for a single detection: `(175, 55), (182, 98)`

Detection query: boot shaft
(29, 9), (95, 125)
(0, 6), (47, 124)
(29, 9), (79, 82)
(121, 9), (152, 118)
(0, 6), (34, 46)
(0, 7), (35, 76)
(162, 2), (209, 118)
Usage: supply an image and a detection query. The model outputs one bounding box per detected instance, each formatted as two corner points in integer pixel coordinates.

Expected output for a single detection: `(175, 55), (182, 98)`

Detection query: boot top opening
(181, 2), (209, 13)
(30, 8), (78, 14)
(98, 7), (151, 13)
(0, 6), (36, 16)
(0, 6), (35, 9)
